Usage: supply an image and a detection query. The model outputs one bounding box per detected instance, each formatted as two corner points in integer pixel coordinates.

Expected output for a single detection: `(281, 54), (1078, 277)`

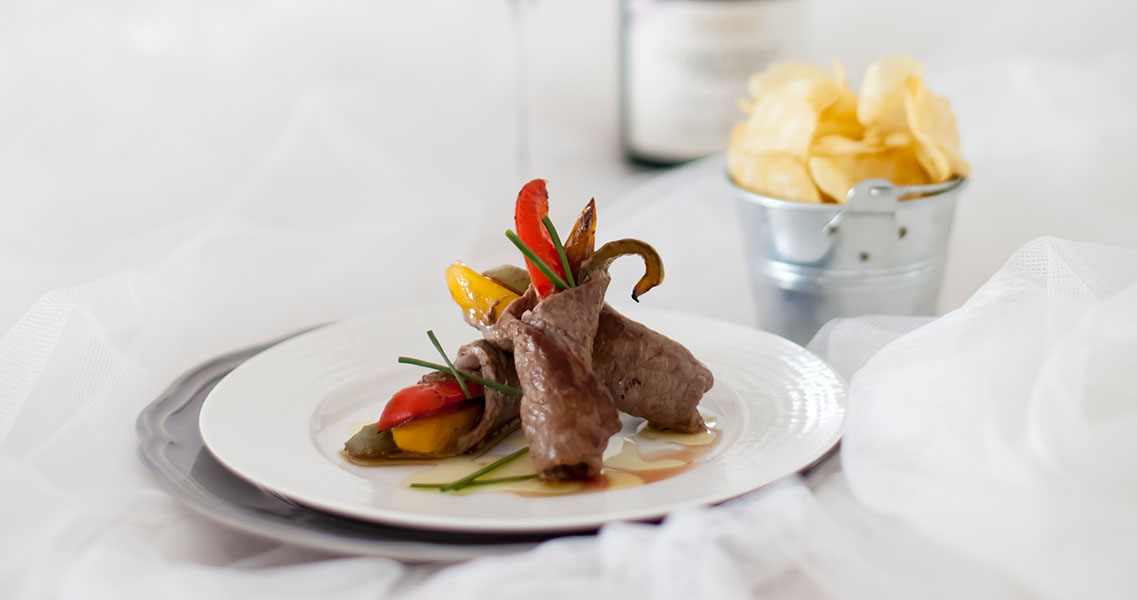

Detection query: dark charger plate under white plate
(135, 331), (569, 563)
(139, 315), (846, 561)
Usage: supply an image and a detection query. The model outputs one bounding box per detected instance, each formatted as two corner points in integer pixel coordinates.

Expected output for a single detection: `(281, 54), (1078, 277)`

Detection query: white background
(2, 0), (1135, 331)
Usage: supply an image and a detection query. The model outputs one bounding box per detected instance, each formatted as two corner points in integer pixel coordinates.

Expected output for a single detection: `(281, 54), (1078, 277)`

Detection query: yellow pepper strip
(391, 403), (483, 453)
(445, 261), (520, 326)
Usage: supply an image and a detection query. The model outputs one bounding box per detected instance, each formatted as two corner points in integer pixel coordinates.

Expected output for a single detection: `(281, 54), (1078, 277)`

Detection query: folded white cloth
(834, 238), (1137, 599)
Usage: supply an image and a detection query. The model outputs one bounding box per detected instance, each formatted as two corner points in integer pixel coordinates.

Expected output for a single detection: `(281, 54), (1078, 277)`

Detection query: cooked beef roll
(514, 324), (620, 481)
(591, 306), (713, 433)
(494, 272), (621, 481)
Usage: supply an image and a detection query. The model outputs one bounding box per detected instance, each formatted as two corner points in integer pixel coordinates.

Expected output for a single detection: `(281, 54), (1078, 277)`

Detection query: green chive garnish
(397, 356), (522, 396)
(505, 229), (570, 290)
(426, 330), (471, 400)
(439, 447), (530, 492)
(409, 474), (537, 490)
(542, 216), (575, 287)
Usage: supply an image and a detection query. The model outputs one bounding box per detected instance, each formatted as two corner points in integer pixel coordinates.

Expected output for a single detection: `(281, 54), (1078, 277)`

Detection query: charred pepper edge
(563, 199), (597, 281)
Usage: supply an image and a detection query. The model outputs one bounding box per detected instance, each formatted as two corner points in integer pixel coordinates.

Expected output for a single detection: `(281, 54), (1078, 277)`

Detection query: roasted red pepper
(376, 380), (484, 431)
(515, 179), (567, 299)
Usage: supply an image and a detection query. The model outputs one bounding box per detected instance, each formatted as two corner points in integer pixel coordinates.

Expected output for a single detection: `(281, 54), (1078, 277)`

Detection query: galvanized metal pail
(734, 177), (967, 345)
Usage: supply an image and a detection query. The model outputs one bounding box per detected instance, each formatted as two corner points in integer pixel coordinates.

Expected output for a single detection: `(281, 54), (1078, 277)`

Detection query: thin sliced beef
(482, 270), (610, 357)
(514, 323), (621, 481)
(592, 306), (713, 433)
(506, 272), (621, 480)
(518, 272), (610, 362)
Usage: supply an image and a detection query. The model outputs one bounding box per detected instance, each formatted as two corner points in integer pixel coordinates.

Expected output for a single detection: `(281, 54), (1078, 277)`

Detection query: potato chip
(741, 93), (818, 158)
(831, 60), (849, 88)
(904, 74), (970, 182)
(748, 62), (833, 94)
(863, 129), (911, 148)
(857, 56), (923, 134)
(728, 144), (821, 203)
(746, 61), (860, 149)
(729, 56), (966, 203)
(811, 61), (861, 139)
(807, 147), (929, 203)
(814, 87), (863, 141)
(811, 135), (885, 156)
(806, 155), (849, 202)
(748, 62), (839, 109)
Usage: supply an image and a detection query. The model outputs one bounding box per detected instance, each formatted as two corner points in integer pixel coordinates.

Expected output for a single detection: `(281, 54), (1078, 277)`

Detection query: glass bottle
(619, 0), (802, 166)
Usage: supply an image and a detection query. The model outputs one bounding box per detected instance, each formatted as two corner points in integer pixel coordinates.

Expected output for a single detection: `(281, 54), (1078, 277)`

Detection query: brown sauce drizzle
(587, 433), (717, 490)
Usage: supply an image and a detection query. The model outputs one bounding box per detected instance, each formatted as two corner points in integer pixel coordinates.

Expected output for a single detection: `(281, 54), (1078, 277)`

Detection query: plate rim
(199, 305), (847, 533)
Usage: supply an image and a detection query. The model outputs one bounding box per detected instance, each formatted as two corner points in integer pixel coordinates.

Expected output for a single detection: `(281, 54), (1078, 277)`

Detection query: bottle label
(624, 0), (800, 162)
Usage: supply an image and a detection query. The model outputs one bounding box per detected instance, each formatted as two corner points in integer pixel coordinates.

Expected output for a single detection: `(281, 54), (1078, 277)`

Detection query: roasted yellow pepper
(391, 403), (483, 453)
(446, 262), (520, 326)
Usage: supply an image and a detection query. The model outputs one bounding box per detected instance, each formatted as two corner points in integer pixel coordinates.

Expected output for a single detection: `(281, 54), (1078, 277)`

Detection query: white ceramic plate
(200, 305), (845, 533)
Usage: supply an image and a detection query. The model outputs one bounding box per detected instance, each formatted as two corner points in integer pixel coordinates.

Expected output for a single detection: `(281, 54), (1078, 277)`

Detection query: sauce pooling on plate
(395, 415), (720, 496)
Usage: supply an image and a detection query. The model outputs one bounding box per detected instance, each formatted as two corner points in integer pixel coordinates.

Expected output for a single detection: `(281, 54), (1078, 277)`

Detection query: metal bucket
(734, 176), (967, 345)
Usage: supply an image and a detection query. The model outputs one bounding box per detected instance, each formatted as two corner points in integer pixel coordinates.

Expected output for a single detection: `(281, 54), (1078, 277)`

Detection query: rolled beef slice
(591, 305), (713, 433)
(514, 324), (621, 481)
(510, 272), (621, 480)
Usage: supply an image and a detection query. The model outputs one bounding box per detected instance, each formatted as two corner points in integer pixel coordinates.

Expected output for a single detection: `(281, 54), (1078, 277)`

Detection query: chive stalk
(541, 216), (576, 287)
(426, 330), (471, 400)
(436, 447), (530, 492)
(397, 356), (522, 396)
(409, 474), (537, 490)
(505, 229), (570, 290)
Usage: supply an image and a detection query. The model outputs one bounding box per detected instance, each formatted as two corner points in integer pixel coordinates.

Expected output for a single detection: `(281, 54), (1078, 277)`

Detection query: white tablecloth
(2, 1), (1137, 598)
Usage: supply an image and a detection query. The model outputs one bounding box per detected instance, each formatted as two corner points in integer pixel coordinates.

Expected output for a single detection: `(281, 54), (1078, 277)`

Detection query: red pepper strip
(515, 179), (566, 299)
(376, 380), (485, 431)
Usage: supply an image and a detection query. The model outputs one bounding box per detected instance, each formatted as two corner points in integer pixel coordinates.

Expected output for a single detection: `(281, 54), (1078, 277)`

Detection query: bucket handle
(823, 177), (966, 236)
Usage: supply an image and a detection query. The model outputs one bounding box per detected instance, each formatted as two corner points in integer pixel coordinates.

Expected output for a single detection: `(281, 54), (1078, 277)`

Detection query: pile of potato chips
(728, 56), (969, 203)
